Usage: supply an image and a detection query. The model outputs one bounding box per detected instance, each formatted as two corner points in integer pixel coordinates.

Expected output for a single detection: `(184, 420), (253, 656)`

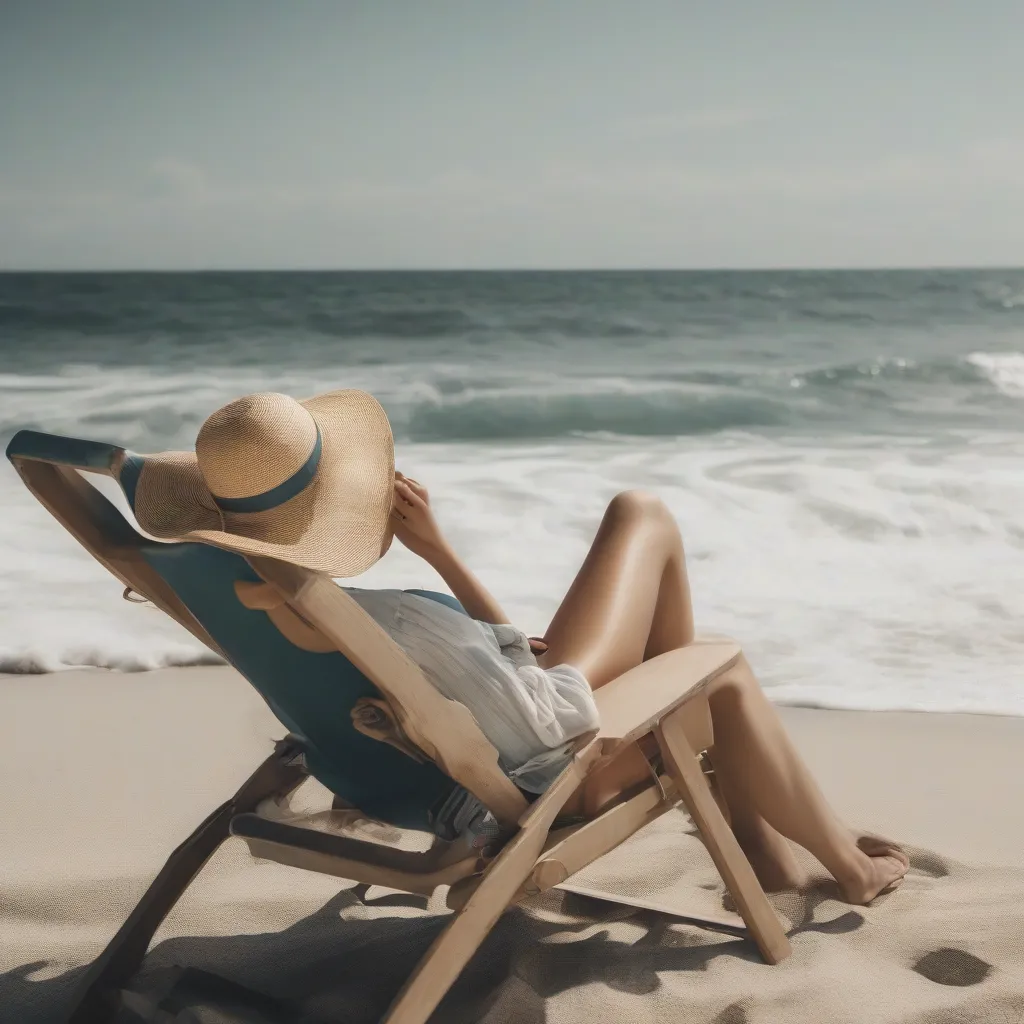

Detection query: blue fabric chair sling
(8, 428), (460, 830)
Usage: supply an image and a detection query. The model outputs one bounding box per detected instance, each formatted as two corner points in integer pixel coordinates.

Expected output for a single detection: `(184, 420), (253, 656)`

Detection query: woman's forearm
(426, 542), (509, 624)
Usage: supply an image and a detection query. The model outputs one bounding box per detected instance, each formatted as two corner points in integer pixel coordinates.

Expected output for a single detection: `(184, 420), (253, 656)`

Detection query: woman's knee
(605, 490), (681, 538)
(708, 654), (760, 706)
(607, 489), (671, 521)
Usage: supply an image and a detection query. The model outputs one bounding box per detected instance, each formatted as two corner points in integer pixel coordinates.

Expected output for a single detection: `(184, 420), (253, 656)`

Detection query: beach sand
(2, 666), (1023, 1023)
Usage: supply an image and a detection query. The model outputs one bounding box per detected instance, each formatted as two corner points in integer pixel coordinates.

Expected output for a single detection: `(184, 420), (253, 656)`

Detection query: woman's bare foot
(854, 831), (910, 870)
(836, 844), (909, 904)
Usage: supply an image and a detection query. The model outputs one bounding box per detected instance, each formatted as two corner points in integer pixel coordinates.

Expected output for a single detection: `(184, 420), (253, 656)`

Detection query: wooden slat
(530, 776), (677, 890)
(449, 774), (680, 911)
(554, 881), (747, 934)
(655, 707), (792, 964)
(595, 640), (740, 749)
(231, 814), (484, 896)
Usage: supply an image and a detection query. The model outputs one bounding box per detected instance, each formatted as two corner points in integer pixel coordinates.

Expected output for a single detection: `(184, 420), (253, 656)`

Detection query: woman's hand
(392, 473), (510, 623)
(391, 472), (449, 563)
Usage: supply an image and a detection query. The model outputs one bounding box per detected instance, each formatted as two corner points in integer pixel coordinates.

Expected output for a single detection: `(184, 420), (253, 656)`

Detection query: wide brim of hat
(132, 389), (395, 578)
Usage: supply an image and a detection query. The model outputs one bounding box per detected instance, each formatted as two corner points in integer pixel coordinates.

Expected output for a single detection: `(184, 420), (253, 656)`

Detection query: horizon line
(1, 264), (1022, 275)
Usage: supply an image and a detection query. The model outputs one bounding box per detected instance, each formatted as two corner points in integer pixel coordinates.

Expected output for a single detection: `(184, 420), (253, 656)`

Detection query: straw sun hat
(133, 389), (395, 577)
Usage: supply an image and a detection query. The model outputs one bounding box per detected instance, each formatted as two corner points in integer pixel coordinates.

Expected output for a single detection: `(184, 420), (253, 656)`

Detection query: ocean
(1, 270), (1023, 714)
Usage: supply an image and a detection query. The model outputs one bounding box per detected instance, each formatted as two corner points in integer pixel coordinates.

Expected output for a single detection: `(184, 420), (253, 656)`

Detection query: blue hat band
(212, 426), (322, 515)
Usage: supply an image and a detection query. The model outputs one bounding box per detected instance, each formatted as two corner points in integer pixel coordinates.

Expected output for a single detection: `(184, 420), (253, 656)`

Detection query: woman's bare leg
(538, 489), (695, 687)
(539, 490), (803, 885)
(704, 656), (908, 902)
(539, 491), (908, 903)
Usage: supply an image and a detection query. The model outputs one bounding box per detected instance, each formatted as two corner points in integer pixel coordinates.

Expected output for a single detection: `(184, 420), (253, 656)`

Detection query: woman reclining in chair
(383, 474), (909, 906)
(133, 389), (909, 906)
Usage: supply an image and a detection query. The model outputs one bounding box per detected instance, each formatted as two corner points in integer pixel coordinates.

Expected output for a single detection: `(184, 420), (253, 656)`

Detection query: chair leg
(381, 742), (602, 1024)
(381, 822), (548, 1024)
(654, 709), (792, 965)
(64, 738), (308, 1024)
(700, 751), (732, 826)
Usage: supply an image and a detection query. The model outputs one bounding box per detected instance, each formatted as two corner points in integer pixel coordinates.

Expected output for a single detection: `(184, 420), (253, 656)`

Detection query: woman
(386, 472), (909, 905)
(132, 388), (907, 905)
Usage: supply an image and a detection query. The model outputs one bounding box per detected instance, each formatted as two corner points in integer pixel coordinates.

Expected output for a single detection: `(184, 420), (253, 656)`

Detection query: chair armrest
(5, 429), (124, 473)
(594, 639), (741, 751)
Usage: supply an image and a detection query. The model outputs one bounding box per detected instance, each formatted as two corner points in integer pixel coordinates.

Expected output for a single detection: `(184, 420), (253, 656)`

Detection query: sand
(2, 665), (1023, 1023)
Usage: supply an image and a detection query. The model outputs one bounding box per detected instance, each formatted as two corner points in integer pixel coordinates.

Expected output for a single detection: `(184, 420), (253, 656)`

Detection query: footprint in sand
(913, 948), (992, 987)
(713, 1003), (749, 1024)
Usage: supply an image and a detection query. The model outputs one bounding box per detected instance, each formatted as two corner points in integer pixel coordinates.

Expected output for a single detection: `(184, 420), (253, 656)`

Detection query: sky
(1, 1), (1022, 270)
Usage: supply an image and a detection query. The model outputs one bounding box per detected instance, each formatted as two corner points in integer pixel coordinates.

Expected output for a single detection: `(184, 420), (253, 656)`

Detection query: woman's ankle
(804, 825), (869, 894)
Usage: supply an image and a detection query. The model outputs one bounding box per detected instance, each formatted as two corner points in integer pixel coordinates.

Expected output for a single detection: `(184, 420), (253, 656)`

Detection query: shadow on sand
(0, 884), (793, 1024)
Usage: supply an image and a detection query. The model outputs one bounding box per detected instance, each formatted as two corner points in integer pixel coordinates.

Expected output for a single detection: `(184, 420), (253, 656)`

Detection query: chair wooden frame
(9, 443), (791, 1024)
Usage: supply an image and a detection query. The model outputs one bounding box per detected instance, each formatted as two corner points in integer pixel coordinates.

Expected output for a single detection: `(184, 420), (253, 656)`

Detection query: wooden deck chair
(7, 428), (792, 1024)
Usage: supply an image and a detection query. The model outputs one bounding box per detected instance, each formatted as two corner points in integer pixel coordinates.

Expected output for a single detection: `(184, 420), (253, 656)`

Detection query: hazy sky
(2, 1), (1022, 270)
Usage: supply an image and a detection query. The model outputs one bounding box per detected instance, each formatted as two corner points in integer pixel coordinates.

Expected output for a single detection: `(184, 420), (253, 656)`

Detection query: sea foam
(967, 352), (1024, 398)
(4, 435), (1024, 717)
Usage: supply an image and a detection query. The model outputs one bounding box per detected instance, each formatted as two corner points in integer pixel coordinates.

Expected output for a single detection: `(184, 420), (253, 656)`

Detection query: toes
(880, 854), (910, 888)
(842, 851), (910, 905)
(874, 856), (909, 897)
(855, 832), (898, 851)
(886, 853), (909, 876)
(857, 835), (910, 869)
